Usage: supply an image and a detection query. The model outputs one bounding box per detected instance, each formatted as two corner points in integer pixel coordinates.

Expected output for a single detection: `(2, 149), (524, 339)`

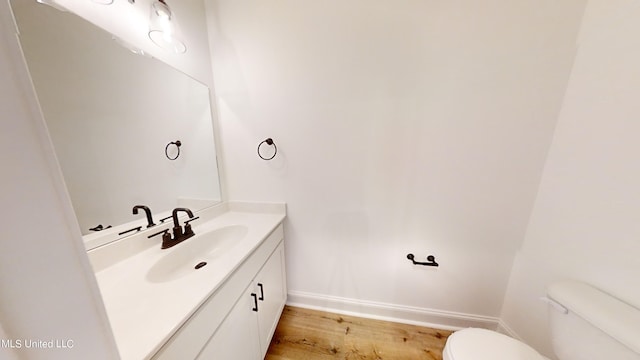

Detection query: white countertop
(89, 203), (285, 360)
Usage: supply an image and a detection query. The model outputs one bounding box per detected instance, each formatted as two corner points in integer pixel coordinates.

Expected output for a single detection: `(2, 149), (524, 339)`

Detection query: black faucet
(133, 205), (156, 228)
(146, 207), (200, 249)
(171, 207), (194, 238)
(152, 207), (199, 249)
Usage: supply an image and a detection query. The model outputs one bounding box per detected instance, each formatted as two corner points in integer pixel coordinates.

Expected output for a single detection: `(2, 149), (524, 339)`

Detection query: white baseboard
(287, 290), (500, 332)
(497, 319), (522, 340)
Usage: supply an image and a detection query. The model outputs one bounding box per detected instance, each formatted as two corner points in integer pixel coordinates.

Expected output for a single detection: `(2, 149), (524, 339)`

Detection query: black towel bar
(407, 253), (439, 267)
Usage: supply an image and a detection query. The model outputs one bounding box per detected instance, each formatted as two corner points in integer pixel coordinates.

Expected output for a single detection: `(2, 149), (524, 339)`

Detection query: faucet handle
(148, 228), (178, 249)
(184, 216), (200, 225)
(183, 217), (199, 237)
(148, 228), (169, 239)
(158, 215), (172, 223)
(118, 226), (142, 236)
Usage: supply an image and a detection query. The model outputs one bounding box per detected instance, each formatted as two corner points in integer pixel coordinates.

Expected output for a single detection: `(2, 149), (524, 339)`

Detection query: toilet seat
(443, 328), (545, 360)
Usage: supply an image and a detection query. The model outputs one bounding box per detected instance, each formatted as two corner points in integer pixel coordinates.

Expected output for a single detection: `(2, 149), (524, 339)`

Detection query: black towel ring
(165, 140), (181, 160)
(257, 138), (277, 160)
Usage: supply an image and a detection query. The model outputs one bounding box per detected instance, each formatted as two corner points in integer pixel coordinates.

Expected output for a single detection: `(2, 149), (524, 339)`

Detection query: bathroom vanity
(88, 202), (286, 360)
(9, 2), (289, 359)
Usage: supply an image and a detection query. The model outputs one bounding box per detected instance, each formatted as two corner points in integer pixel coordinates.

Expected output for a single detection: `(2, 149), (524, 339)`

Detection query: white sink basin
(146, 224), (248, 283)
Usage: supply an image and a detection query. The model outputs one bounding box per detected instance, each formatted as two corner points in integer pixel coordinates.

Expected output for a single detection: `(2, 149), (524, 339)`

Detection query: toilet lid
(444, 328), (544, 360)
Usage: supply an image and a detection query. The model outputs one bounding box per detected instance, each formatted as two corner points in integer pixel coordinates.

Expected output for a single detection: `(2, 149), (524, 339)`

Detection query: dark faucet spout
(133, 205), (156, 228)
(172, 207), (194, 228)
(150, 207), (199, 249)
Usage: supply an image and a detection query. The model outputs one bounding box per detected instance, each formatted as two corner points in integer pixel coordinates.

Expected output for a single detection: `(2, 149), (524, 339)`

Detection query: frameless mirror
(11, 0), (222, 248)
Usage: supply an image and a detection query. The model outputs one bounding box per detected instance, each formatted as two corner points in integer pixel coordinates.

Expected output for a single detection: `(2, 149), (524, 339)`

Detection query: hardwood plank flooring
(265, 306), (452, 360)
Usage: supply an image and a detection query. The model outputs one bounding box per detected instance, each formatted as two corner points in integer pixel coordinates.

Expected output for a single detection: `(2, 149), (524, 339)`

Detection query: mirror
(12, 0), (222, 248)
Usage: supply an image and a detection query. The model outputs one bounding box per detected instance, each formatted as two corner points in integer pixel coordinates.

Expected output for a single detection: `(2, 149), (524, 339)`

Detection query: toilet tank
(546, 281), (640, 360)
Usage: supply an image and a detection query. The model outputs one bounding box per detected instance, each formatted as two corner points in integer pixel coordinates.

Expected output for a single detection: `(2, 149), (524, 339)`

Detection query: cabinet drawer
(152, 224), (284, 360)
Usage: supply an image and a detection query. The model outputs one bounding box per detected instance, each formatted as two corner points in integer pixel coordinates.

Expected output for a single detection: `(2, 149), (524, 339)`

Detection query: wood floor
(265, 306), (452, 360)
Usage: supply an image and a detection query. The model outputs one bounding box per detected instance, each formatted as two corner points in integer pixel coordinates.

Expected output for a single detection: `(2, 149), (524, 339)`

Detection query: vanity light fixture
(148, 0), (186, 54)
(112, 36), (152, 58)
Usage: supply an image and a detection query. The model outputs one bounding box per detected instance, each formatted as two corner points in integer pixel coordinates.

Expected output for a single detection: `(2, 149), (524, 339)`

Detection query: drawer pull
(258, 283), (264, 301)
(251, 293), (258, 312)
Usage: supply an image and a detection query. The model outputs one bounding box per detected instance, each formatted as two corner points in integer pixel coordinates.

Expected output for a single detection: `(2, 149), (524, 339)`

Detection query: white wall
(0, 2), (119, 358)
(500, 0), (640, 357)
(206, 0), (585, 322)
(0, 323), (18, 360)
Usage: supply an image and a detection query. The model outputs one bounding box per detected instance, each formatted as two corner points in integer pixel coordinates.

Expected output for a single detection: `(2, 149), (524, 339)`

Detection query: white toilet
(442, 281), (640, 360)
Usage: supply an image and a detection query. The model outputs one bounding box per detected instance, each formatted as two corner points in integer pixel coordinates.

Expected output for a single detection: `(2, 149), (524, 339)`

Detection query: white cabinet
(152, 225), (286, 360)
(255, 244), (286, 357)
(196, 281), (261, 359)
(197, 242), (286, 359)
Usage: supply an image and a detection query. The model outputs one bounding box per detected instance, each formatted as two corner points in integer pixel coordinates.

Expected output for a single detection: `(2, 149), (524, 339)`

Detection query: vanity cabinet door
(255, 242), (287, 358)
(197, 241), (286, 360)
(196, 283), (261, 360)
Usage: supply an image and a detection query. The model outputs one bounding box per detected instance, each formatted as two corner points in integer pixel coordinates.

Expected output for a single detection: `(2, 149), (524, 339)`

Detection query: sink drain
(194, 262), (207, 270)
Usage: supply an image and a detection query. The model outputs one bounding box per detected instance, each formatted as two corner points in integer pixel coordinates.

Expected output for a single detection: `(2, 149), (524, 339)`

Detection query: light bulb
(158, 15), (173, 40)
(148, 0), (186, 54)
